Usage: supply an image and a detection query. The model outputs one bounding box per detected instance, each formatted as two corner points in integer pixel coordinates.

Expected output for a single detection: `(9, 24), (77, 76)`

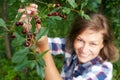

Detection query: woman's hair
(66, 13), (119, 62)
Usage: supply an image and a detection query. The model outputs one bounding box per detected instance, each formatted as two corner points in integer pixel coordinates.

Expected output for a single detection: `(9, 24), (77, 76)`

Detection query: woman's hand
(18, 3), (40, 33)
(18, 3), (48, 53)
(36, 36), (49, 54)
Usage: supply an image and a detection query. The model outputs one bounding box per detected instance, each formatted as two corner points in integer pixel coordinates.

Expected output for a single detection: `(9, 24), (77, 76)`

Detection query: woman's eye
(77, 38), (82, 42)
(90, 43), (97, 46)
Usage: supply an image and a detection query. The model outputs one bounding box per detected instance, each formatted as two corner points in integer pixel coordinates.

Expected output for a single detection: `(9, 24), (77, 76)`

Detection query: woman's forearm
(43, 51), (62, 80)
(37, 36), (62, 80)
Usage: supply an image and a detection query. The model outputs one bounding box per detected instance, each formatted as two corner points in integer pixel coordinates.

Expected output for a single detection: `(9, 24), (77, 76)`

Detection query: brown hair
(66, 13), (119, 62)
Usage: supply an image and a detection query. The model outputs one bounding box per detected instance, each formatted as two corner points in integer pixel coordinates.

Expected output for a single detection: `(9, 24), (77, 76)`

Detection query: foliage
(0, 0), (120, 80)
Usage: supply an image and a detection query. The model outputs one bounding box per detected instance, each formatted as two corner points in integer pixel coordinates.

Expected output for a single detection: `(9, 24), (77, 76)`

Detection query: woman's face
(73, 29), (104, 63)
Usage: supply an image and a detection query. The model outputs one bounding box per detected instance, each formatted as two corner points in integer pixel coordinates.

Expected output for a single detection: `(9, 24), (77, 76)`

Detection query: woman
(36, 13), (119, 80)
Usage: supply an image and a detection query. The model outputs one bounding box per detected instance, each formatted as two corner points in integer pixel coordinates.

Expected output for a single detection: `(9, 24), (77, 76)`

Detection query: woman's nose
(80, 44), (89, 53)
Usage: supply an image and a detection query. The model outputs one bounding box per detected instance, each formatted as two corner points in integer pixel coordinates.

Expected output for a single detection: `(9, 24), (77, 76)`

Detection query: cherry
(10, 32), (16, 39)
(23, 41), (30, 47)
(27, 38), (31, 41)
(60, 14), (67, 19)
(47, 13), (52, 16)
(62, 15), (67, 19)
(36, 19), (41, 24)
(27, 33), (32, 38)
(33, 32), (37, 36)
(56, 4), (61, 7)
(22, 29), (27, 34)
(19, 22), (23, 26)
(15, 22), (20, 26)
(60, 14), (64, 17)
(15, 21), (23, 26)
(34, 16), (38, 20)
(54, 12), (59, 16)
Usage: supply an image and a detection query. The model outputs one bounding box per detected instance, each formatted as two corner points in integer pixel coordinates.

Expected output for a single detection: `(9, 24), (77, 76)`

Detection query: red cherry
(23, 41), (30, 47)
(15, 22), (20, 26)
(36, 19), (41, 24)
(10, 32), (16, 39)
(60, 14), (64, 17)
(27, 38), (31, 41)
(56, 4), (61, 7)
(15, 21), (23, 26)
(47, 13), (52, 16)
(19, 22), (23, 26)
(34, 16), (38, 20)
(27, 33), (32, 38)
(54, 12), (59, 16)
(33, 32), (37, 36)
(62, 15), (67, 19)
(22, 29), (27, 34)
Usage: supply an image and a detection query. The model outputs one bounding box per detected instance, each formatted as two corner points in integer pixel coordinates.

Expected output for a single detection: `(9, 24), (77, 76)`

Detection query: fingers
(35, 23), (41, 33)
(25, 6), (38, 15)
(18, 3), (38, 15)
(18, 8), (25, 13)
(17, 3), (39, 33)
(30, 3), (38, 9)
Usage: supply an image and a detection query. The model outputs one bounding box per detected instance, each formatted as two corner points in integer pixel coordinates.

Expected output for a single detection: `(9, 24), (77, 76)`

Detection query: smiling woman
(36, 13), (119, 80)
(74, 30), (104, 63)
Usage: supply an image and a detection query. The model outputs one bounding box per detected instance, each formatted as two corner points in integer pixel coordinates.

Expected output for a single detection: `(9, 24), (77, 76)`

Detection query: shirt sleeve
(48, 37), (66, 55)
(73, 62), (113, 80)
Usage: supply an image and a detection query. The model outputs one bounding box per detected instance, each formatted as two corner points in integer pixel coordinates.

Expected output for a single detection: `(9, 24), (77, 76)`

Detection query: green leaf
(14, 12), (24, 23)
(36, 63), (45, 79)
(80, 0), (88, 9)
(15, 60), (31, 71)
(40, 50), (49, 57)
(11, 32), (25, 47)
(67, 0), (77, 8)
(79, 10), (84, 17)
(35, 27), (48, 40)
(38, 58), (45, 67)
(0, 18), (8, 31)
(62, 7), (71, 14)
(83, 14), (90, 20)
(20, 0), (28, 3)
(36, 50), (49, 59)
(30, 60), (36, 69)
(12, 47), (29, 63)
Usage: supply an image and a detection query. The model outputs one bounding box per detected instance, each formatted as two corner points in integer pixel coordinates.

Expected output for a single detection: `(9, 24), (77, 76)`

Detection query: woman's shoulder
(102, 61), (113, 69)
(89, 59), (113, 73)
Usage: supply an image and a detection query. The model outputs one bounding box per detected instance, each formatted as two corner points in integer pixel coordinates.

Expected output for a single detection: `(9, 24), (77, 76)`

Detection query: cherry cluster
(47, 3), (67, 19)
(10, 15), (41, 47)
(34, 16), (41, 24)
(15, 21), (24, 26)
(10, 3), (67, 47)
(10, 22), (24, 39)
(23, 33), (34, 47)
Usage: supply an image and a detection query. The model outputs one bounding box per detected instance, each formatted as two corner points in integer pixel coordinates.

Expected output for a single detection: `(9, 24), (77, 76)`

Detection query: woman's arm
(36, 36), (62, 80)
